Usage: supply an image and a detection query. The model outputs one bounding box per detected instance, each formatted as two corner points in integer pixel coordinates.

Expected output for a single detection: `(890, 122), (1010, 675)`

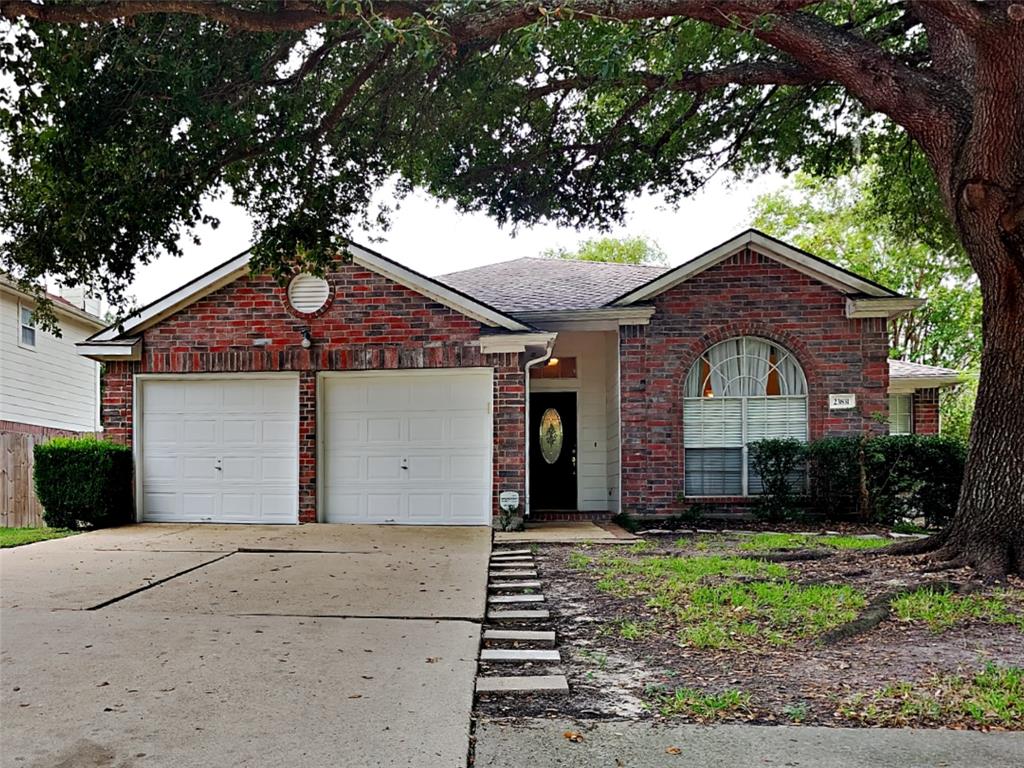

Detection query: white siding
(532, 331), (616, 512)
(0, 289), (102, 432)
(605, 331), (621, 514)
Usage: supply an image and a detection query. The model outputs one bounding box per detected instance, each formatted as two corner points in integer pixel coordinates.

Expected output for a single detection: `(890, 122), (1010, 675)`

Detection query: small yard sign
(499, 491), (520, 511)
(828, 393), (857, 410)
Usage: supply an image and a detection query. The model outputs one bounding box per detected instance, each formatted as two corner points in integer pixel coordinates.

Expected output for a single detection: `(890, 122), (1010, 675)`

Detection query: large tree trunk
(892, 16), (1024, 578)
(936, 228), (1024, 577)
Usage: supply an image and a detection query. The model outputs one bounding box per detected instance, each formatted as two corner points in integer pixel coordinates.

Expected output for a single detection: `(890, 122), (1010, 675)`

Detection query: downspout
(523, 337), (557, 518)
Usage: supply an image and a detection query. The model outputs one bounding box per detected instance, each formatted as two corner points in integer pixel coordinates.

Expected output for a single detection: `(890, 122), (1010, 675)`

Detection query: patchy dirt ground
(476, 533), (1024, 729)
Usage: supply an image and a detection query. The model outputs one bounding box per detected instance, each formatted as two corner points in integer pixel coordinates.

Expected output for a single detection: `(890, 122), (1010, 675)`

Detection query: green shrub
(804, 437), (862, 517)
(748, 438), (807, 522)
(33, 437), (133, 529)
(758, 435), (965, 527)
(864, 435), (965, 528)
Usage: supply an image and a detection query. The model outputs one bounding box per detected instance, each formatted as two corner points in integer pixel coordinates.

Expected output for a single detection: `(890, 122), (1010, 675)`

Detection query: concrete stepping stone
(489, 561), (534, 569)
(476, 675), (568, 693)
(488, 570), (538, 579)
(488, 609), (550, 621)
(488, 580), (542, 590)
(492, 549), (532, 557)
(490, 555), (534, 562)
(488, 594), (544, 604)
(480, 649), (561, 663)
(483, 629), (556, 647)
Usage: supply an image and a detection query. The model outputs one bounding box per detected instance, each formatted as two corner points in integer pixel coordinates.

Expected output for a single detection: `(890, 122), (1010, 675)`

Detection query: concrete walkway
(474, 718), (1024, 768)
(493, 521), (635, 544)
(0, 524), (490, 768)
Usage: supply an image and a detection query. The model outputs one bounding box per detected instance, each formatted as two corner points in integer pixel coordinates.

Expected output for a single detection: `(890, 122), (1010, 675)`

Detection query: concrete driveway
(0, 524), (490, 768)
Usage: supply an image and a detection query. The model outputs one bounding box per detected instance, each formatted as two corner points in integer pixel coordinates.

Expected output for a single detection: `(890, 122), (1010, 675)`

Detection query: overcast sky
(128, 173), (785, 306)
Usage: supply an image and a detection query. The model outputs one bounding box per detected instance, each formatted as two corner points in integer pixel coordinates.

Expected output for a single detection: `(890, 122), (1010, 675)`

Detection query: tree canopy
(752, 166), (982, 371)
(542, 236), (667, 265)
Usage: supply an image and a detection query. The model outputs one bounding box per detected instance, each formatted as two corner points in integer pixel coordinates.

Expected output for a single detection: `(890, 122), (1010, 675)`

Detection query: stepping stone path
(477, 546), (568, 695)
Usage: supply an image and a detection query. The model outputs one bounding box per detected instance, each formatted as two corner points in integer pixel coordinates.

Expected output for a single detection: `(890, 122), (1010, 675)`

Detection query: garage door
(140, 377), (299, 524)
(321, 370), (492, 525)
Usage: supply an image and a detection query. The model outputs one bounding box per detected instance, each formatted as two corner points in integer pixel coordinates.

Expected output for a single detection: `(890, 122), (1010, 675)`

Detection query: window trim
(889, 393), (913, 435)
(682, 336), (808, 499)
(17, 302), (37, 350)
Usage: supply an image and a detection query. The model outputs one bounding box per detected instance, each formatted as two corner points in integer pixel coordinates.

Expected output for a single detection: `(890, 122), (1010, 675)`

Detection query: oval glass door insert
(539, 408), (564, 464)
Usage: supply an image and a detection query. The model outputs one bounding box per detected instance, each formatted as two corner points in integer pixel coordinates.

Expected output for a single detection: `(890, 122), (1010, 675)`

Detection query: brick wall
(101, 263), (525, 522)
(620, 247), (891, 516)
(912, 388), (940, 435)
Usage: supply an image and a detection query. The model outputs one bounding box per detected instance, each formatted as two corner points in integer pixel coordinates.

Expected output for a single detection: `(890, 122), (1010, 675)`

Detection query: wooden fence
(0, 431), (46, 527)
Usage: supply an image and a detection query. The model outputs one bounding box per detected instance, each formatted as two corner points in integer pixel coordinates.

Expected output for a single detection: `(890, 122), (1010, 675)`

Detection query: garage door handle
(400, 458), (408, 470)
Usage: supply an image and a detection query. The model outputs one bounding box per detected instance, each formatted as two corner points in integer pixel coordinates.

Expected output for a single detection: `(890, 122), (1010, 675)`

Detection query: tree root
(922, 556), (969, 573)
(817, 579), (959, 646)
(879, 530), (950, 556)
(753, 548), (834, 562)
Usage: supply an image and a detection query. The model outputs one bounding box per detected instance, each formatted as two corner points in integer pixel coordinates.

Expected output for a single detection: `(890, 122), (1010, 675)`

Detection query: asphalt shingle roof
(888, 359), (961, 380)
(437, 257), (668, 314)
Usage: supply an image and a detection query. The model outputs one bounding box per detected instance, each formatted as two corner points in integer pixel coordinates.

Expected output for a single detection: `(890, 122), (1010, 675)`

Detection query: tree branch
(527, 61), (821, 99)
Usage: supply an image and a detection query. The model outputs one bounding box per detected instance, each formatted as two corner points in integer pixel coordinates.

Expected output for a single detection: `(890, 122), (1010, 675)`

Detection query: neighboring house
(1, 277), (105, 436)
(80, 229), (961, 525)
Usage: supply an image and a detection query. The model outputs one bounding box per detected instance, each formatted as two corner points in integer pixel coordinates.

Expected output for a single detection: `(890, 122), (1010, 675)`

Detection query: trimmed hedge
(749, 434), (965, 527)
(33, 437), (134, 529)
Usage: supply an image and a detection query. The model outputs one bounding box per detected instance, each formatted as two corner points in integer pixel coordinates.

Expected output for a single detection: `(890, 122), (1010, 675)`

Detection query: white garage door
(140, 377), (299, 524)
(321, 370), (492, 525)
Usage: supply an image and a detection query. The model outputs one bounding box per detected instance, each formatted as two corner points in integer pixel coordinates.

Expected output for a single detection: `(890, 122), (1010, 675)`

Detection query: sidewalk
(474, 718), (1024, 768)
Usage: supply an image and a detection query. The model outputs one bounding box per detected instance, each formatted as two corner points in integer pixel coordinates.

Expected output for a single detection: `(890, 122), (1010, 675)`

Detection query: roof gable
(610, 229), (902, 305)
(89, 243), (530, 342)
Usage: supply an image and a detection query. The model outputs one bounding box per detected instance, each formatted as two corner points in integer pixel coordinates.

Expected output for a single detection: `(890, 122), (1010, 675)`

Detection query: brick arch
(665, 321), (821, 410)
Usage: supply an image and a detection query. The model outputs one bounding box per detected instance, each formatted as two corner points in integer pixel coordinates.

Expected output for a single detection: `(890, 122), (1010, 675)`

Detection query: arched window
(683, 337), (808, 496)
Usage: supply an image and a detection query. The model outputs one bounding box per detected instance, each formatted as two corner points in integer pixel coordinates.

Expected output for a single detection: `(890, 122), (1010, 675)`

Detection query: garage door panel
(366, 417), (402, 442)
(183, 419), (217, 444)
(367, 455), (402, 480)
(140, 378), (298, 524)
(322, 371), (492, 525)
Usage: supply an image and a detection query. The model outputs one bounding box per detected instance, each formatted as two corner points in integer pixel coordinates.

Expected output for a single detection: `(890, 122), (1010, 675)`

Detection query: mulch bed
(475, 536), (1024, 728)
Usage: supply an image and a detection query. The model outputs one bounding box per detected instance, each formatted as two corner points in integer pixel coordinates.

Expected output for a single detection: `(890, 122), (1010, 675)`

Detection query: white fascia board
(612, 230), (898, 305)
(349, 245), (530, 331)
(888, 375), (964, 393)
(515, 307), (655, 331)
(77, 337), (142, 361)
(847, 296), (924, 318)
(479, 332), (557, 354)
(89, 252), (252, 341)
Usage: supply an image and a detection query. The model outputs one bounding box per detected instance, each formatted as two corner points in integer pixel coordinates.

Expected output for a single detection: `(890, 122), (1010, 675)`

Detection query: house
(1, 277), (105, 436)
(79, 229), (961, 525)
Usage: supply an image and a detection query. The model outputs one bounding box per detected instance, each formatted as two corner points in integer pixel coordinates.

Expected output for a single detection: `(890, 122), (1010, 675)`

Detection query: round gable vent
(287, 273), (330, 314)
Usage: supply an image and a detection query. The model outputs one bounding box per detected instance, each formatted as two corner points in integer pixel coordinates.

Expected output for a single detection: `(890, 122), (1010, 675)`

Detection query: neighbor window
(889, 394), (913, 435)
(18, 304), (36, 349)
(683, 337), (808, 496)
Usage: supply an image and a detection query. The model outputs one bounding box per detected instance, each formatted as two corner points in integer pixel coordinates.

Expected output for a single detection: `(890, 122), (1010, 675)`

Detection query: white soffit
(611, 229), (901, 305)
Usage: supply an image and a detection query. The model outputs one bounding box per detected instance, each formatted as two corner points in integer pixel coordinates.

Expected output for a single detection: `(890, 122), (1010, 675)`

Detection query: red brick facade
(619, 247), (891, 516)
(101, 263), (525, 522)
(912, 388), (941, 435)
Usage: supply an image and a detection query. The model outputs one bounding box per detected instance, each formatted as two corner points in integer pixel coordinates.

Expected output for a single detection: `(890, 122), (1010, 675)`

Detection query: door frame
(132, 372), (301, 524)
(527, 387), (583, 511)
(315, 367), (495, 524)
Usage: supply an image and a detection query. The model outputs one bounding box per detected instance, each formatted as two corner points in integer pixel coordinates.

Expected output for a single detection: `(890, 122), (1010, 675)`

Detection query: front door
(529, 392), (577, 510)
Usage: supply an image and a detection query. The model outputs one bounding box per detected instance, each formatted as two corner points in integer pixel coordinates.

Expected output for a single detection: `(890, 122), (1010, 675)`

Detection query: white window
(18, 304), (36, 349)
(683, 337), (808, 496)
(889, 394), (913, 435)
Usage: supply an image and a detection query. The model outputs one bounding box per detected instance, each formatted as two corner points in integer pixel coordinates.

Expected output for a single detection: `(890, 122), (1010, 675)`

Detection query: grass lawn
(840, 663), (1023, 728)
(573, 551), (866, 649)
(481, 534), (1024, 729)
(0, 527), (78, 548)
